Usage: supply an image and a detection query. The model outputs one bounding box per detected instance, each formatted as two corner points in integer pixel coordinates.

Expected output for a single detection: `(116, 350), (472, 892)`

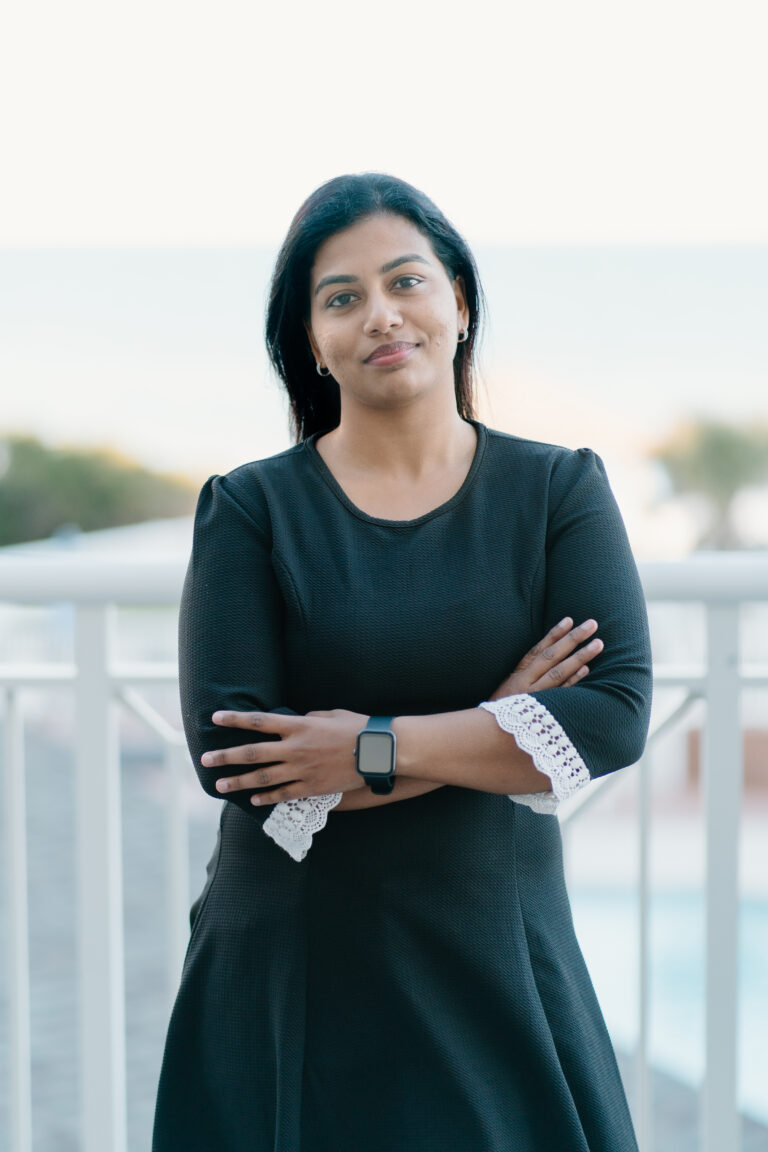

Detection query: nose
(362, 288), (402, 336)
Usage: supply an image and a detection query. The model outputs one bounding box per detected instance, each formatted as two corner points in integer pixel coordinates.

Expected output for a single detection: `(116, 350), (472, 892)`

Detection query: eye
(327, 291), (358, 308)
(393, 275), (424, 290)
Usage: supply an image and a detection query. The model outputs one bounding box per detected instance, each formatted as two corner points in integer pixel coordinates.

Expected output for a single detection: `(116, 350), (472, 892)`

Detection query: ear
(453, 275), (470, 332)
(304, 320), (322, 365)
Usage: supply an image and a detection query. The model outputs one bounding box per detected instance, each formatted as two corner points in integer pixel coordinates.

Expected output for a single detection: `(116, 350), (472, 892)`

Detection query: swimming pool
(570, 888), (768, 1125)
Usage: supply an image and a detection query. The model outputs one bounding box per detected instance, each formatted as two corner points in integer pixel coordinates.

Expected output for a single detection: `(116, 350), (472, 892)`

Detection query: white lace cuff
(479, 693), (590, 814)
(263, 793), (343, 862)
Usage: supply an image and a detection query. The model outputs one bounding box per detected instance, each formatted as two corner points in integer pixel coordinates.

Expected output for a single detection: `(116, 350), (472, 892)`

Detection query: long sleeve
(179, 474), (301, 821)
(482, 447), (652, 809)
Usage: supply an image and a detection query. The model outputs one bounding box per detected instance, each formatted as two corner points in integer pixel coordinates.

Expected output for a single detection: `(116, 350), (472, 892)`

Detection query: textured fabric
(480, 693), (592, 814)
(153, 421), (652, 1152)
(263, 791), (344, 861)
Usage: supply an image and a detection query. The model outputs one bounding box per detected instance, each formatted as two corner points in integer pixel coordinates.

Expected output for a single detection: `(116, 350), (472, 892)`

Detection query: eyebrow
(314, 253), (431, 295)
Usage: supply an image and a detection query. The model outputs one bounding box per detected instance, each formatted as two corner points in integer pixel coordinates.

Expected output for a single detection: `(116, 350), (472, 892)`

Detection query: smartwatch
(354, 716), (397, 794)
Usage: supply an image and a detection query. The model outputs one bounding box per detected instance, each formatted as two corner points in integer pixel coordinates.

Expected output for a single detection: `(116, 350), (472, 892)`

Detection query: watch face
(357, 731), (395, 775)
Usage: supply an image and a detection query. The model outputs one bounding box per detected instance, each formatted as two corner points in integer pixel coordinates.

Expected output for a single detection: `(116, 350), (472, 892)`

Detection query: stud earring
(457, 328), (469, 343)
(316, 362), (331, 377)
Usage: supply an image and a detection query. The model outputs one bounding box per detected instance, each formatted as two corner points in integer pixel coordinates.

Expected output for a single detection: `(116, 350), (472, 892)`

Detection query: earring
(316, 362), (331, 377)
(457, 328), (469, 343)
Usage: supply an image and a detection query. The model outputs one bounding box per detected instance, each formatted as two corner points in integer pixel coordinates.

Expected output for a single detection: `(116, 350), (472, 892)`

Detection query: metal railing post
(635, 752), (652, 1152)
(74, 605), (127, 1152)
(4, 688), (32, 1152)
(166, 741), (191, 998)
(702, 603), (742, 1152)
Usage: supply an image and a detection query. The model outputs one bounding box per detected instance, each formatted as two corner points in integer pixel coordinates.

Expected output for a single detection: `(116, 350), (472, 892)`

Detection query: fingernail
(202, 753), (213, 766)
(215, 779), (228, 792)
(250, 796), (261, 806)
(558, 617), (571, 628)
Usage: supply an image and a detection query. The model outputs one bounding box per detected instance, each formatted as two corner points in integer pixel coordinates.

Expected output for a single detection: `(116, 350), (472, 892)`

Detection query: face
(306, 213), (469, 414)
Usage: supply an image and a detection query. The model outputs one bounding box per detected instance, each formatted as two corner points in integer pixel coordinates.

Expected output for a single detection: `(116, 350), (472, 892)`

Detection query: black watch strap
(366, 715), (394, 733)
(357, 716), (396, 794)
(369, 777), (396, 794)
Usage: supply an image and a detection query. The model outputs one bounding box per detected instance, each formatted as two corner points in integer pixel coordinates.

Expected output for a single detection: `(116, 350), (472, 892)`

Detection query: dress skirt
(152, 785), (638, 1151)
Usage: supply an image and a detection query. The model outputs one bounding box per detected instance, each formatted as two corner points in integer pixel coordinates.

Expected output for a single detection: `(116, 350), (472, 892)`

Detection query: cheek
(428, 314), (457, 351)
(310, 314), (350, 358)
(420, 293), (459, 344)
(319, 332), (350, 367)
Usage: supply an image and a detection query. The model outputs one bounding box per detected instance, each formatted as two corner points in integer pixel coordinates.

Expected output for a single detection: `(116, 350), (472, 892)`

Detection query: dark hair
(266, 173), (486, 442)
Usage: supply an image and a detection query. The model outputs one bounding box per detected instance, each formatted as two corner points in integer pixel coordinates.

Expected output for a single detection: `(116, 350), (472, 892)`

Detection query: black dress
(153, 421), (652, 1152)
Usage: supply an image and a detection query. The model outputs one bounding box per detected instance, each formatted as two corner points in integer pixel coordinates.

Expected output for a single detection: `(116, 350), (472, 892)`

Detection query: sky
(1, 0), (766, 247)
(1, 0), (767, 557)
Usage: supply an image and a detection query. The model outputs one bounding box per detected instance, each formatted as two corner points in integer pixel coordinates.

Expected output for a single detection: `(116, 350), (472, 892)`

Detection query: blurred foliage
(651, 417), (768, 549)
(0, 435), (197, 547)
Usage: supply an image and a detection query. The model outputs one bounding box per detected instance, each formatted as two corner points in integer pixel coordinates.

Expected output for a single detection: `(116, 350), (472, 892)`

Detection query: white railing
(559, 557), (768, 1152)
(1, 552), (767, 1152)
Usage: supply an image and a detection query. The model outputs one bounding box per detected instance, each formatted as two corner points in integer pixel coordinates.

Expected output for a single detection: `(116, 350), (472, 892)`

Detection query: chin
(373, 376), (431, 408)
(342, 366), (450, 413)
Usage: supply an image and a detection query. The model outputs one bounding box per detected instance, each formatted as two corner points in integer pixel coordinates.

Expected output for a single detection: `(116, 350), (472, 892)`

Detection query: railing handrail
(0, 551), (767, 605)
(639, 554), (768, 601)
(0, 556), (187, 603)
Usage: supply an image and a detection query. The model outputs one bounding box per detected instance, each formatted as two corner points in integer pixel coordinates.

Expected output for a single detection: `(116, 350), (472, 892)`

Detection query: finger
(249, 783), (308, 806)
(212, 710), (296, 735)
(202, 741), (283, 770)
(517, 617), (573, 667)
(214, 763), (293, 793)
(563, 665), (590, 688)
(529, 638), (603, 690)
(530, 619), (598, 673)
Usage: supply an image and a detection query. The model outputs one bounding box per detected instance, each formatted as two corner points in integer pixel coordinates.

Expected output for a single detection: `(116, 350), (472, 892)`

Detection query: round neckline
(304, 420), (488, 528)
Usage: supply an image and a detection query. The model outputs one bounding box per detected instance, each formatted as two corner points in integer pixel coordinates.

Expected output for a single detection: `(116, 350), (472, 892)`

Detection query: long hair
(266, 173), (486, 443)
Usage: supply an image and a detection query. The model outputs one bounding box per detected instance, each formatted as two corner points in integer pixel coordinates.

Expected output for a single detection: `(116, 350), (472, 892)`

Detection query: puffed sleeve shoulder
(481, 447), (653, 812)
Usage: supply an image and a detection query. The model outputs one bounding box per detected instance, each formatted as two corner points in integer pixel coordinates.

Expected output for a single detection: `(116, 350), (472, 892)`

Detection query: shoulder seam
(213, 473), (272, 544)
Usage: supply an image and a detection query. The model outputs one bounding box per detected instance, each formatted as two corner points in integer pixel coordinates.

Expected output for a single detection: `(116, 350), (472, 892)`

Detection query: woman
(153, 173), (652, 1151)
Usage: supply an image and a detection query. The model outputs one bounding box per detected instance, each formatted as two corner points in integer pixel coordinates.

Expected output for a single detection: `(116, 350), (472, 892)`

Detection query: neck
(321, 396), (476, 480)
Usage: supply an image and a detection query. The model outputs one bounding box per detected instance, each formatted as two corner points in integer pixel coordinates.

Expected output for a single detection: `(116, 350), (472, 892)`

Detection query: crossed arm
(183, 452), (652, 821)
(202, 616), (603, 811)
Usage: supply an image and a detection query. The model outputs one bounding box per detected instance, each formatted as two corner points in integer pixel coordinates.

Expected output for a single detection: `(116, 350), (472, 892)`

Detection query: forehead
(310, 214), (438, 283)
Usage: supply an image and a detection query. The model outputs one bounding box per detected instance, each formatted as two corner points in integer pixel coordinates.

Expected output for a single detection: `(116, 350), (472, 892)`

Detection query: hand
(202, 708), (369, 806)
(489, 617), (603, 700)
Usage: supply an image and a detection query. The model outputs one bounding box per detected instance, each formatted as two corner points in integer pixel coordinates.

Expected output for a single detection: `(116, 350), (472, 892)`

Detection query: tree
(651, 417), (768, 549)
(0, 435), (197, 547)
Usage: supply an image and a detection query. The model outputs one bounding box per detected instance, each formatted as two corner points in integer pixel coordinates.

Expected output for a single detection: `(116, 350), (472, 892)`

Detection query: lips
(364, 341), (417, 365)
